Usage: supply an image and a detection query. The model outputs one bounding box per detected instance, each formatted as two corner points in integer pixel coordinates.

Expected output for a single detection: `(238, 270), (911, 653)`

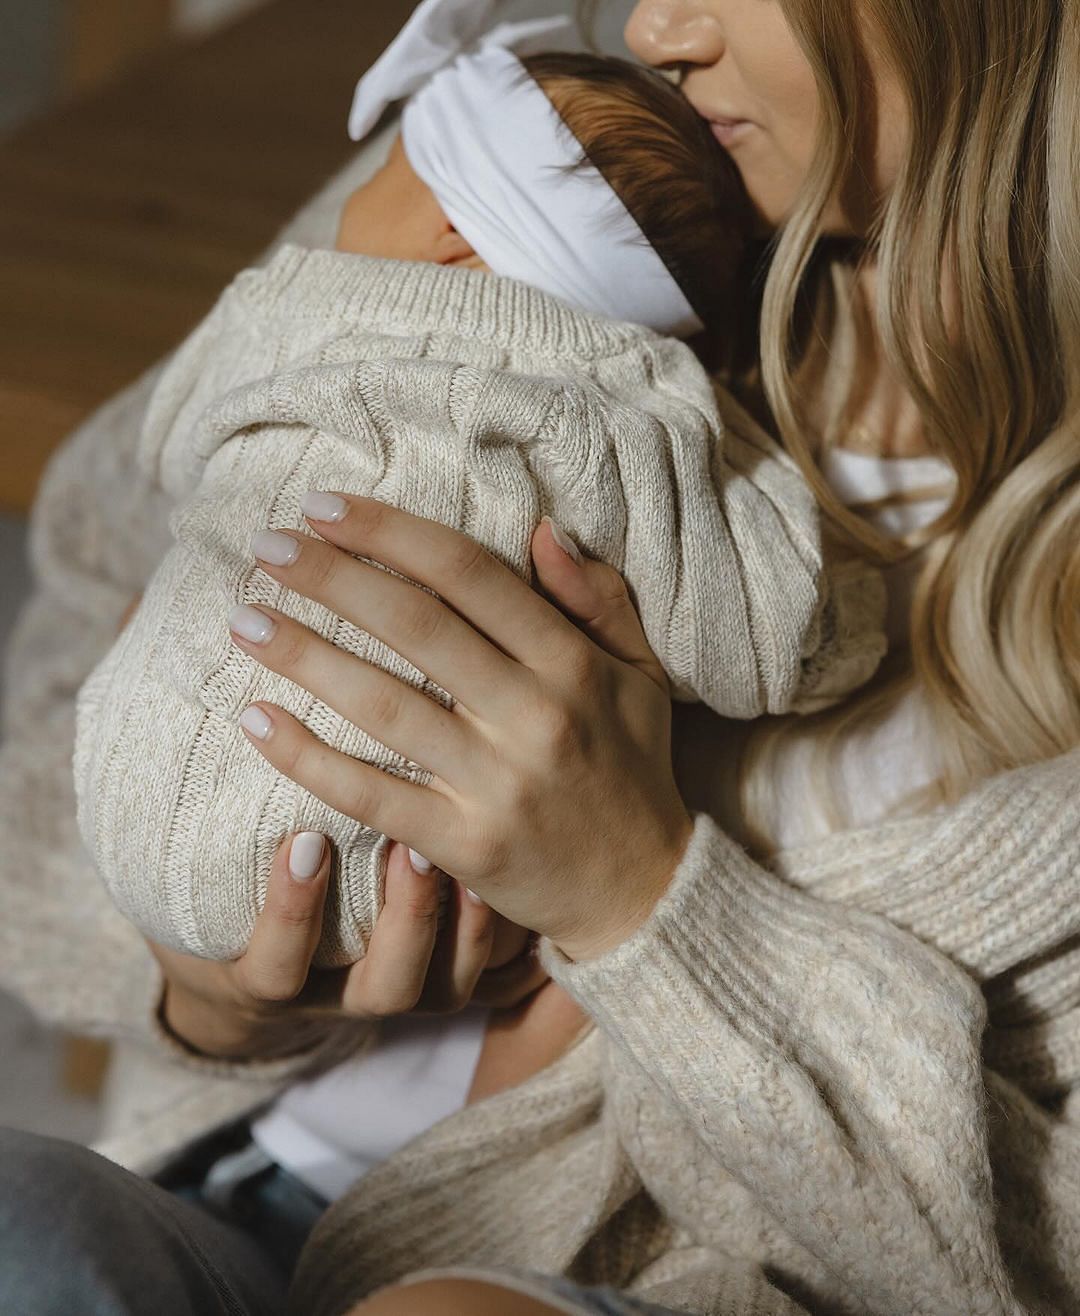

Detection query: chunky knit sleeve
(538, 752), (1080, 1316)
(0, 366), (177, 1042)
(0, 131), (399, 1096)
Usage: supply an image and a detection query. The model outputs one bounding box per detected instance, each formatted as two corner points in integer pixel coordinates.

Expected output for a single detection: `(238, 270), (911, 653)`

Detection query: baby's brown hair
(521, 51), (758, 357)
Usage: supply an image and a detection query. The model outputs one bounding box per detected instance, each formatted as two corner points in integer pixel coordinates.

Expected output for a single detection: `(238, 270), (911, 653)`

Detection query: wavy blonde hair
(587, 0), (1080, 857)
(728, 0), (1080, 857)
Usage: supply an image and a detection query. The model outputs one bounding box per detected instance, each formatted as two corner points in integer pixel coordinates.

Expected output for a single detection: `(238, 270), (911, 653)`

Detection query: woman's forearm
(537, 812), (1026, 1315)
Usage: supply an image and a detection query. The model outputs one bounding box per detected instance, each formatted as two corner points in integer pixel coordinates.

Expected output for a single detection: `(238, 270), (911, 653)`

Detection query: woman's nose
(625, 0), (726, 69)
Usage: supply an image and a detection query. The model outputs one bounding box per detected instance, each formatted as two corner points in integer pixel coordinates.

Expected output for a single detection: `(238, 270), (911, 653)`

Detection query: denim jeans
(0, 1125), (320, 1315)
(0, 1126), (682, 1316)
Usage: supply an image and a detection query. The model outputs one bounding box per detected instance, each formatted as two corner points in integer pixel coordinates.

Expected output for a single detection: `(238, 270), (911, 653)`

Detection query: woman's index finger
(300, 492), (583, 672)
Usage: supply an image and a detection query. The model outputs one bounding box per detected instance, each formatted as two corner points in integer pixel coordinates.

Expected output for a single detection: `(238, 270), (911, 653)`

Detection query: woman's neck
(836, 393), (931, 459)
(833, 258), (932, 459)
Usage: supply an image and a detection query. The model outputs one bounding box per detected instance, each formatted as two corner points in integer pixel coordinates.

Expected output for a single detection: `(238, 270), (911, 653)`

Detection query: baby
(335, 48), (755, 360)
(74, 24), (887, 969)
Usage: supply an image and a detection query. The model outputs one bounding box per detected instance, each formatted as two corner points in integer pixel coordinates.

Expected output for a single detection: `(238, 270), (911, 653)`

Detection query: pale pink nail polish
(301, 491), (347, 522)
(239, 705), (273, 740)
(229, 604), (277, 645)
(541, 516), (583, 564)
(289, 831), (325, 882)
(251, 529), (301, 566)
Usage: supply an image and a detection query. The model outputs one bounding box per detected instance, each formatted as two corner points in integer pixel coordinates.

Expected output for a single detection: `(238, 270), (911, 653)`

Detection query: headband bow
(349, 0), (576, 142)
(347, 0), (704, 338)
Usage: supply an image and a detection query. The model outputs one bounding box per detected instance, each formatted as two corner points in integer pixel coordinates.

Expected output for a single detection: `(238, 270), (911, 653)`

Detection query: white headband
(347, 1), (704, 339)
(349, 0), (572, 142)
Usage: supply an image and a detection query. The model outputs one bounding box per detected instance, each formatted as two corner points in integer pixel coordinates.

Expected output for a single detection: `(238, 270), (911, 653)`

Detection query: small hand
(230, 494), (693, 963)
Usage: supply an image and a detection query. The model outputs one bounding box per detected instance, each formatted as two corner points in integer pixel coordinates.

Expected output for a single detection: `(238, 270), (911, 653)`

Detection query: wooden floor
(0, 0), (418, 516)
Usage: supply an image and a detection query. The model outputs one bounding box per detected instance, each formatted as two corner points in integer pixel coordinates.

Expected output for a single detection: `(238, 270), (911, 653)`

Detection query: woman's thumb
(531, 517), (668, 689)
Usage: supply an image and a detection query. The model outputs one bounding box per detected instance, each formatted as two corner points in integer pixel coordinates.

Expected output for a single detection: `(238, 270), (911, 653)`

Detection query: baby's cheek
(334, 187), (371, 253)
(334, 205), (357, 252)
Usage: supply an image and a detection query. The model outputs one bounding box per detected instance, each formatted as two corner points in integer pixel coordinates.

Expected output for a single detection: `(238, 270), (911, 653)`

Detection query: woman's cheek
(733, 112), (860, 234)
(733, 140), (801, 229)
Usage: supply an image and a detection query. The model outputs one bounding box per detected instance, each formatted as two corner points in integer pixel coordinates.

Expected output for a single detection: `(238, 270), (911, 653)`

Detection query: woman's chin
(710, 119), (755, 149)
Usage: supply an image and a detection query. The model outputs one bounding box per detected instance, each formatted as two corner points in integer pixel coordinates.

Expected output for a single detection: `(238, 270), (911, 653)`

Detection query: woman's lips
(710, 118), (754, 147)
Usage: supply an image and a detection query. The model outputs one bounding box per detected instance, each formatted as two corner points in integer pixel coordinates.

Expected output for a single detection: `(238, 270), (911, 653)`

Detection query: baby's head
(336, 51), (754, 344)
(336, 134), (486, 270)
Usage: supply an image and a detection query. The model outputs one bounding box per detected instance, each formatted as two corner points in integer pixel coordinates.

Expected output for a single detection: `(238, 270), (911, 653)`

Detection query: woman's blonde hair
(585, 0), (1080, 856)
(730, 0), (1080, 856)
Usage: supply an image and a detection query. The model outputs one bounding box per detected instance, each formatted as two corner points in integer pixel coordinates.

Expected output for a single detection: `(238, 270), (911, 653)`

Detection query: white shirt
(253, 443), (958, 1201)
(252, 1003), (491, 1201)
(768, 445), (956, 850)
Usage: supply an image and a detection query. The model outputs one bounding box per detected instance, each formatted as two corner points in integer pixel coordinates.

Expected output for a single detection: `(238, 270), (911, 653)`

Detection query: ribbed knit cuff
(541, 810), (771, 978)
(536, 809), (913, 1046)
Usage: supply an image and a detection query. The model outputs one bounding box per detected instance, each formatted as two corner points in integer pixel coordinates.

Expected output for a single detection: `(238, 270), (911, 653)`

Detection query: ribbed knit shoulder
(232, 243), (659, 363)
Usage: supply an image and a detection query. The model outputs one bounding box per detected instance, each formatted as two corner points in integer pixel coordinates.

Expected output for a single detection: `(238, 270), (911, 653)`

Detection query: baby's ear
(433, 228), (481, 268)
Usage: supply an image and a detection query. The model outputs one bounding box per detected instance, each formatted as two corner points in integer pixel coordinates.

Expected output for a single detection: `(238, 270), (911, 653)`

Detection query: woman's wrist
(157, 980), (252, 1060)
(158, 980), (315, 1063)
(551, 809), (695, 964)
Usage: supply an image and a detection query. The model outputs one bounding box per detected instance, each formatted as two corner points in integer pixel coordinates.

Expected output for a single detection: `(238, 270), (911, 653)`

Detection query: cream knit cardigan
(2, 122), (1080, 1316)
(71, 239), (885, 967)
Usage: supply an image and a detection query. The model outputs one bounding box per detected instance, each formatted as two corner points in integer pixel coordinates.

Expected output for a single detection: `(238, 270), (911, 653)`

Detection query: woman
(1, 0), (1078, 1313)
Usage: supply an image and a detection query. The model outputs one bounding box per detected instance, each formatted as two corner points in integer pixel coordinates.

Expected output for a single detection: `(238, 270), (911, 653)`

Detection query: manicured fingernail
(239, 705), (273, 740)
(541, 516), (583, 564)
(408, 848), (435, 874)
(464, 887), (485, 906)
(251, 529), (301, 566)
(301, 491), (347, 522)
(229, 604), (277, 645)
(289, 831), (325, 882)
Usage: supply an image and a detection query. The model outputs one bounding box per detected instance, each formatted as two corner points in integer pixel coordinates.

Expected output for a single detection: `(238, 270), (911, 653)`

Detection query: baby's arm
(75, 335), (885, 969)
(75, 354), (551, 969)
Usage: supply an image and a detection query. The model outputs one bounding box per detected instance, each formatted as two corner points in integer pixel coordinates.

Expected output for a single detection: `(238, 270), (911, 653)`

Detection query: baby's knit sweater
(3, 123), (1078, 1316)
(71, 242), (886, 966)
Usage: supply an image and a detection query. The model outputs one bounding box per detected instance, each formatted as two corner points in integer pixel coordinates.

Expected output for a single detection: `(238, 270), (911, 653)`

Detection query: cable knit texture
(2, 122), (1079, 1316)
(71, 241), (886, 966)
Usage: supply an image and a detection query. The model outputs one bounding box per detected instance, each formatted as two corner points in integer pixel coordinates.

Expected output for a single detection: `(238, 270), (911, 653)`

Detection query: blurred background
(1, 1), (268, 137)
(0, 0), (631, 1145)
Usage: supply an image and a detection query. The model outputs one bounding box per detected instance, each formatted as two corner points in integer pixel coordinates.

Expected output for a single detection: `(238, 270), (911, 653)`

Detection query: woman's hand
(148, 832), (548, 1060)
(230, 495), (693, 963)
